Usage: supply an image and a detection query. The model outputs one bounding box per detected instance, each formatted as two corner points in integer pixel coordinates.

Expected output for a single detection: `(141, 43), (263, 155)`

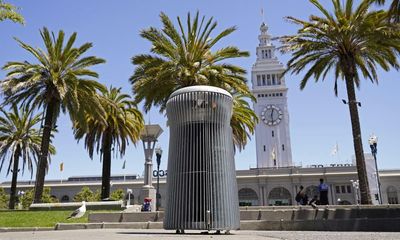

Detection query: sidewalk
(1, 229), (400, 240)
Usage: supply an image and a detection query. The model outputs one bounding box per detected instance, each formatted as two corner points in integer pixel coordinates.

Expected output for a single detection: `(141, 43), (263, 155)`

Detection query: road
(1, 229), (400, 240)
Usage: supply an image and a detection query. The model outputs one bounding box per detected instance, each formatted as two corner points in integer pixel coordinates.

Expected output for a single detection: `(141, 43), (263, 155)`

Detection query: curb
(54, 222), (164, 231)
(0, 227), (54, 232)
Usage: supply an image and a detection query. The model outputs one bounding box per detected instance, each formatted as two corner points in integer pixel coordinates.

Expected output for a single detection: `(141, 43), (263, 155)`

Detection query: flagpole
(336, 142), (342, 164)
(60, 162), (64, 184)
(123, 160), (126, 182)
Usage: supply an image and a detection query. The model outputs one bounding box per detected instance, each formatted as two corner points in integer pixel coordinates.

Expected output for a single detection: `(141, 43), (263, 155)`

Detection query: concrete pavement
(1, 229), (400, 240)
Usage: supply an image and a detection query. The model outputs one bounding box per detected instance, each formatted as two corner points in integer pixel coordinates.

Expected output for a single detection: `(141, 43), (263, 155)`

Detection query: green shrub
(110, 189), (124, 201)
(73, 187), (100, 202)
(20, 187), (57, 209)
(93, 189), (101, 201)
(0, 188), (9, 209)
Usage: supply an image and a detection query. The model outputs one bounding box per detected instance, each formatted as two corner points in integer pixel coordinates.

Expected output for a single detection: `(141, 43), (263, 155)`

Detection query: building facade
(1, 166), (399, 207)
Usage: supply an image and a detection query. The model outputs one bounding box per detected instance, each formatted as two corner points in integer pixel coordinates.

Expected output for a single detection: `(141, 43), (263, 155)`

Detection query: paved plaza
(1, 229), (400, 240)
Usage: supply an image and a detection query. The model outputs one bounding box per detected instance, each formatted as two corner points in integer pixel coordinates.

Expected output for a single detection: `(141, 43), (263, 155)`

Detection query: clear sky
(0, 0), (399, 183)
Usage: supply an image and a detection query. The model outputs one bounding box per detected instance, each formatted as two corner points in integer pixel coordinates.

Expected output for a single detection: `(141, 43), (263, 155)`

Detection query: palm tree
(231, 93), (258, 152)
(279, 0), (400, 204)
(0, 0), (24, 24)
(374, 0), (400, 22)
(0, 27), (106, 203)
(131, 11), (257, 150)
(0, 106), (55, 209)
(73, 87), (144, 199)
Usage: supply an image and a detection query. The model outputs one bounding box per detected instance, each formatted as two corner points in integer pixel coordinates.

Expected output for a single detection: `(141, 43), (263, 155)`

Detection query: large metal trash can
(164, 85), (240, 231)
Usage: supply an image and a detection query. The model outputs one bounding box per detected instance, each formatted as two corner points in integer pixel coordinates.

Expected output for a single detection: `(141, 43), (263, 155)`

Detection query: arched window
(51, 195), (59, 202)
(339, 200), (351, 205)
(268, 187), (292, 206)
(387, 186), (399, 204)
(238, 188), (259, 206)
(61, 195), (70, 202)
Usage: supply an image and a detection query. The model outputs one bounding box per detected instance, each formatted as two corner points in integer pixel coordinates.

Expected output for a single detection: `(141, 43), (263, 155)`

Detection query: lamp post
(126, 188), (132, 207)
(140, 124), (163, 212)
(350, 179), (360, 205)
(17, 190), (25, 210)
(368, 134), (382, 204)
(155, 146), (162, 211)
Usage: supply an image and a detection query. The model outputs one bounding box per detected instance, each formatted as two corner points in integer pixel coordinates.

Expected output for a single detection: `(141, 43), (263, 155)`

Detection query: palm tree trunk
(8, 146), (21, 209)
(33, 100), (56, 203)
(345, 75), (372, 205)
(101, 130), (112, 200)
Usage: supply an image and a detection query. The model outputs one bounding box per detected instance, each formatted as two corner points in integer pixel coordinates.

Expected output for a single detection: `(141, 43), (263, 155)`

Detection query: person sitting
(295, 185), (308, 205)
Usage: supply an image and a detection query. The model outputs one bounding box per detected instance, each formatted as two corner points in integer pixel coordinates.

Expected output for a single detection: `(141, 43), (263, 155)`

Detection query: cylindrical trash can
(164, 85), (240, 231)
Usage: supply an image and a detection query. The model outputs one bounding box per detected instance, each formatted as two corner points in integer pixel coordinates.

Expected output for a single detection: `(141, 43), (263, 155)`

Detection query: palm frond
(131, 11), (256, 150)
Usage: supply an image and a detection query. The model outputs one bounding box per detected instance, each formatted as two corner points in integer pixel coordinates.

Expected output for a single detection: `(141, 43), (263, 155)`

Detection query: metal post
(155, 146), (162, 211)
(369, 134), (382, 204)
(372, 150), (382, 204)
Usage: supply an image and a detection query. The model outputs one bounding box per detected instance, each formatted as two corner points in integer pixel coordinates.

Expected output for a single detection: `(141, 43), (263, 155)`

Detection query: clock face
(261, 105), (283, 126)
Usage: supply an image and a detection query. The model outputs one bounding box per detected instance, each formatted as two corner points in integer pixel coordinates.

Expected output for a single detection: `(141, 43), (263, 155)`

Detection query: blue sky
(0, 0), (399, 182)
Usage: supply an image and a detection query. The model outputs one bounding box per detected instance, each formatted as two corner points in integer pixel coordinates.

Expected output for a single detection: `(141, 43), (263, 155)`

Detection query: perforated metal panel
(164, 86), (240, 231)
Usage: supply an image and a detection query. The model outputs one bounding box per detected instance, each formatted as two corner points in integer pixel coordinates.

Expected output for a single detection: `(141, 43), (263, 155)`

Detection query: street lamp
(126, 188), (133, 207)
(368, 134), (382, 204)
(140, 124), (163, 212)
(17, 190), (25, 209)
(350, 179), (360, 205)
(155, 146), (163, 211)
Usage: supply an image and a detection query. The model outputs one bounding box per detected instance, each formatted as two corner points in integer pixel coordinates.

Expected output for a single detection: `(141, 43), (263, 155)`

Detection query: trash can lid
(169, 85), (232, 99)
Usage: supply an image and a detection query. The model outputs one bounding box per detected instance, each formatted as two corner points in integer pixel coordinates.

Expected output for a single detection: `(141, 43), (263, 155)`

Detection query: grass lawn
(0, 210), (114, 228)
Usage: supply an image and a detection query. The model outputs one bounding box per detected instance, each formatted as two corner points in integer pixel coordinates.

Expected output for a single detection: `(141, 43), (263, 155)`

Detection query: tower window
(274, 160), (277, 166)
(268, 49), (272, 58)
(272, 75), (276, 85)
(257, 75), (261, 86)
(261, 50), (265, 59)
(280, 93), (283, 97)
(265, 50), (268, 58)
(272, 131), (274, 137)
(263, 145), (266, 152)
(282, 144), (285, 151)
(262, 75), (266, 85)
(277, 75), (282, 85)
(257, 94), (261, 97)
(267, 74), (271, 85)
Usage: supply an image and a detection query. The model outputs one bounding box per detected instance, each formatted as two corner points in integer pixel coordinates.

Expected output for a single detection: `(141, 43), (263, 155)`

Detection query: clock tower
(252, 22), (293, 168)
